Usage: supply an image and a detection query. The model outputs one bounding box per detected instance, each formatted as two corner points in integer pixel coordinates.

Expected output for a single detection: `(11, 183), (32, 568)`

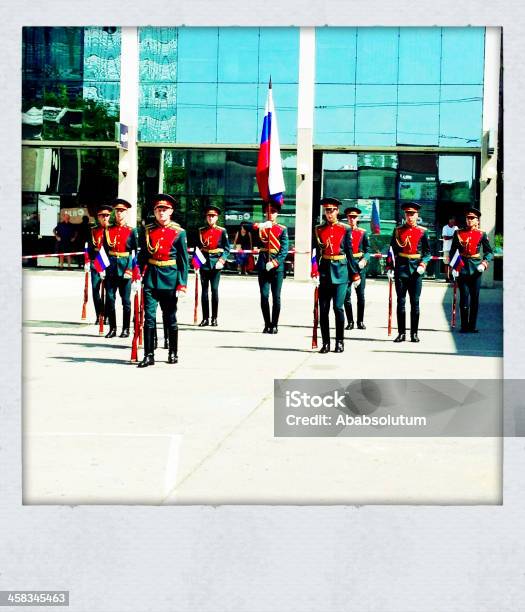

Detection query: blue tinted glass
(315, 84), (354, 145)
(439, 155), (476, 202)
(441, 27), (485, 84)
(315, 27), (357, 84)
(217, 84), (258, 143)
(439, 85), (483, 147)
(84, 27), (121, 81)
(177, 28), (218, 82)
(218, 28), (259, 82)
(355, 85), (397, 145)
(258, 28), (299, 83)
(397, 85), (439, 146)
(138, 83), (177, 142)
(398, 27), (441, 84)
(356, 28), (399, 84)
(139, 27), (178, 82)
(176, 82), (217, 143)
(257, 83), (297, 145)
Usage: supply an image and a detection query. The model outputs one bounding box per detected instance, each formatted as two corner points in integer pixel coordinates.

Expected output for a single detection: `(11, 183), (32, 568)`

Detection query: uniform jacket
(88, 225), (105, 276)
(103, 223), (138, 278)
(350, 226), (371, 278)
(138, 220), (188, 291)
(388, 224), (431, 279)
(249, 222), (289, 274)
(198, 224), (231, 271)
(450, 228), (493, 276)
(314, 221), (355, 285)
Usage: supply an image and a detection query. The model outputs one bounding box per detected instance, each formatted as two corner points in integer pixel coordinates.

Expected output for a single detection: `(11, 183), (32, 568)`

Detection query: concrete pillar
(118, 27), (139, 227)
(294, 27), (316, 281)
(480, 27), (501, 288)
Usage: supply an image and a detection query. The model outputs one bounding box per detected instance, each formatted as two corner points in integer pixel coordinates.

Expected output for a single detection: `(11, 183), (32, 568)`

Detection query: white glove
(443, 255), (450, 265)
(99, 270), (106, 280)
(416, 265), (425, 275)
(259, 221), (273, 230)
(358, 258), (367, 270)
(265, 261), (275, 272)
(215, 260), (224, 270)
(84, 263), (91, 273)
(131, 280), (142, 293)
(352, 278), (361, 289)
(387, 270), (395, 281)
(477, 263), (485, 273)
(176, 288), (187, 299)
(452, 269), (459, 279)
(312, 276), (320, 286)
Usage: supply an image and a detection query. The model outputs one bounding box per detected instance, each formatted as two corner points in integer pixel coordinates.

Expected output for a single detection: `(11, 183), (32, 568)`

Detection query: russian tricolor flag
(370, 199), (381, 235)
(192, 247), (206, 270)
(386, 245), (395, 269)
(311, 248), (319, 278)
(256, 79), (285, 206)
(131, 251), (141, 281)
(449, 249), (464, 272)
(84, 241), (90, 265)
(93, 244), (110, 273)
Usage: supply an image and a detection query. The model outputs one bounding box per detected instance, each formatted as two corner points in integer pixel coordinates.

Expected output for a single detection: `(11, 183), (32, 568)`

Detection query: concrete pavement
(22, 269), (503, 505)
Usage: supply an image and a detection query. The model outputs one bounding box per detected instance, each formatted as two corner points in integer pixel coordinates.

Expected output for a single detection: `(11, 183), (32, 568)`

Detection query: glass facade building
(21, 25), (498, 278)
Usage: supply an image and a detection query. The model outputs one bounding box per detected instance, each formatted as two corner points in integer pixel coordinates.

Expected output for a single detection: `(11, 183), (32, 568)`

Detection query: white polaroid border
(2, 2), (524, 610)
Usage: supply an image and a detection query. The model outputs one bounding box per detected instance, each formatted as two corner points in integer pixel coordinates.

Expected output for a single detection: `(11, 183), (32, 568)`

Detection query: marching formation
(81, 193), (494, 367)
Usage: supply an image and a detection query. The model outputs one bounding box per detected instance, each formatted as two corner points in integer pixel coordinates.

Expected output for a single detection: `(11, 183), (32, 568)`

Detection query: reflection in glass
(217, 84), (258, 143)
(316, 27), (357, 84)
(322, 153), (358, 201)
(439, 85), (483, 147)
(441, 27), (485, 84)
(177, 28), (219, 82)
(176, 83), (217, 143)
(439, 155), (476, 203)
(356, 28), (399, 84)
(139, 27), (178, 82)
(138, 83), (177, 142)
(355, 85), (397, 146)
(397, 85), (439, 146)
(315, 84), (354, 145)
(218, 28), (259, 82)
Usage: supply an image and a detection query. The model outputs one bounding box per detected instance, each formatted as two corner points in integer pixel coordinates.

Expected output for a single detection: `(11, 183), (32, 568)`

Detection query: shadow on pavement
(50, 356), (127, 365)
(217, 345), (312, 353)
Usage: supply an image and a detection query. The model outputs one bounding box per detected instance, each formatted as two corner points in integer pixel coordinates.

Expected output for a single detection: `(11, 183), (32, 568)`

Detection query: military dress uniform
(103, 199), (138, 338)
(137, 194), (189, 366)
(198, 206), (231, 327)
(343, 207), (371, 330)
(87, 204), (112, 324)
(250, 207), (289, 333)
(314, 198), (357, 353)
(449, 207), (493, 333)
(387, 203), (431, 342)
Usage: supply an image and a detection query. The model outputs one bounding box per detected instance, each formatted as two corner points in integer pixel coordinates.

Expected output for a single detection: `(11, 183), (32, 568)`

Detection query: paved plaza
(23, 268), (503, 505)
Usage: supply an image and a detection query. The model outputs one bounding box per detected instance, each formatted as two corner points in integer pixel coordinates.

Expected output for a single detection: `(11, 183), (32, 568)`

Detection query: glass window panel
(397, 85), (440, 146)
(225, 150), (257, 198)
(186, 150), (226, 196)
(258, 28), (299, 84)
(176, 82), (217, 143)
(439, 85), (483, 147)
(177, 28), (218, 82)
(441, 27), (485, 84)
(358, 153), (397, 200)
(83, 27), (121, 81)
(218, 28), (259, 82)
(356, 28), (399, 84)
(257, 83), (297, 145)
(322, 152), (358, 201)
(217, 84), (258, 144)
(355, 85), (397, 146)
(139, 27), (178, 82)
(439, 155), (476, 203)
(138, 82), (177, 142)
(314, 84), (354, 145)
(315, 27), (357, 84)
(398, 27), (441, 84)
(398, 153), (438, 202)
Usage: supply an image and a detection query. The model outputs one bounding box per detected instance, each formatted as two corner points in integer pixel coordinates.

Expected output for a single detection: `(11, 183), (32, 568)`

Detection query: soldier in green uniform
(449, 206), (493, 333)
(137, 194), (189, 367)
(197, 205), (231, 327)
(247, 202), (289, 333)
(103, 199), (138, 339)
(313, 197), (359, 353)
(386, 202), (431, 343)
(343, 206), (371, 330)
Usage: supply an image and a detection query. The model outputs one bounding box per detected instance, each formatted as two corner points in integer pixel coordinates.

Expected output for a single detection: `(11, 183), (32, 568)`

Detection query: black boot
(138, 328), (155, 368)
(168, 328), (178, 364)
(199, 319), (209, 327)
(468, 303), (479, 333)
(357, 322), (366, 330)
(119, 311), (130, 338)
(346, 321), (354, 330)
(357, 301), (365, 330)
(344, 302), (354, 330)
(460, 307), (469, 333)
(319, 343), (331, 354)
(163, 323), (169, 349)
(393, 333), (406, 343)
(410, 312), (420, 342)
(210, 318), (218, 327)
(334, 340), (344, 353)
(105, 311), (117, 338)
(270, 325), (278, 334)
(394, 309), (406, 342)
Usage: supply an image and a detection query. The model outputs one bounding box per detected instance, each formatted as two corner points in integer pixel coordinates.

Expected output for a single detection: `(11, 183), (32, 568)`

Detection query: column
(294, 27), (316, 281)
(480, 27), (501, 288)
(119, 27), (139, 227)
